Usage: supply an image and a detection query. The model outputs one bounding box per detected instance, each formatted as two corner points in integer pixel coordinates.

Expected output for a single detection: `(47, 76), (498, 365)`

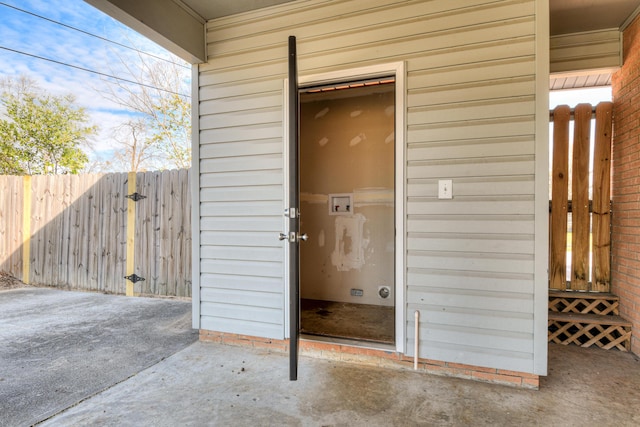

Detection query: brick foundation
(612, 13), (640, 356)
(199, 330), (539, 389)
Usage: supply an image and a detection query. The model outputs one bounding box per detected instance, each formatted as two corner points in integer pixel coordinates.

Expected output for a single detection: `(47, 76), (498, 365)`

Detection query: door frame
(283, 61), (406, 353)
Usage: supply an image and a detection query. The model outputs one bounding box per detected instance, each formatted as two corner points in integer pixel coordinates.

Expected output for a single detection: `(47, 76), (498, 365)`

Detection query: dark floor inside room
(300, 299), (394, 344)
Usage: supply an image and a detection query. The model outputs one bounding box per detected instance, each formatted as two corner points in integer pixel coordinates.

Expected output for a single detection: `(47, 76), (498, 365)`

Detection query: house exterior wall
(550, 29), (622, 74)
(612, 13), (640, 356)
(196, 0), (548, 374)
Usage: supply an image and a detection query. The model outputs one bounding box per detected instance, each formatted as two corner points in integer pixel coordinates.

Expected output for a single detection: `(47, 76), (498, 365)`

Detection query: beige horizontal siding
(408, 175), (535, 195)
(407, 268), (533, 293)
(413, 302), (533, 330)
(550, 29), (622, 73)
(408, 233), (534, 254)
(199, 0), (540, 370)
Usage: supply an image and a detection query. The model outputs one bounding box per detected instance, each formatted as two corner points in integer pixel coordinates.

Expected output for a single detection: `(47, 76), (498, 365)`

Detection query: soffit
(550, 0), (640, 36)
(549, 0), (639, 90)
(176, 0), (297, 20)
(177, 0), (640, 34)
(550, 71), (612, 91)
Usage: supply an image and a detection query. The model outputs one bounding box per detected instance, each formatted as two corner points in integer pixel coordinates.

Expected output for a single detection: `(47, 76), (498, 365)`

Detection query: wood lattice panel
(548, 314), (631, 351)
(548, 292), (631, 351)
(549, 291), (619, 315)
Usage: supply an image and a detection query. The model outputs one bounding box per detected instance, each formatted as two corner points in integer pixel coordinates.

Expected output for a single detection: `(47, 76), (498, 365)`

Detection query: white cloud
(0, 0), (191, 169)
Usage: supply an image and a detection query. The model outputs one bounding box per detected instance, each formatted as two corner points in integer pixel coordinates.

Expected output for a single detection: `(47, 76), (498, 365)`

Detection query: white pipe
(414, 310), (420, 370)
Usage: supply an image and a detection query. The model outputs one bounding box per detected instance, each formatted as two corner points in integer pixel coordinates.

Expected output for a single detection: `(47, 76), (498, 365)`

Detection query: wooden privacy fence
(0, 169), (191, 297)
(549, 102), (613, 292)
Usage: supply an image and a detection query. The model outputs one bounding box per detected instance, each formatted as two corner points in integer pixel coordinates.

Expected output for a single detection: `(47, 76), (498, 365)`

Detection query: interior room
(299, 79), (396, 345)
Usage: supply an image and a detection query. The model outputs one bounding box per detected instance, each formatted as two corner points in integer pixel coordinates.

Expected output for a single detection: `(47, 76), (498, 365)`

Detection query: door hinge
(126, 192), (146, 202)
(124, 274), (145, 283)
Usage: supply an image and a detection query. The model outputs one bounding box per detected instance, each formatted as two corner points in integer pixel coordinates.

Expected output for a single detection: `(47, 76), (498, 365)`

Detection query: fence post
(22, 176), (31, 285)
(126, 172), (136, 296)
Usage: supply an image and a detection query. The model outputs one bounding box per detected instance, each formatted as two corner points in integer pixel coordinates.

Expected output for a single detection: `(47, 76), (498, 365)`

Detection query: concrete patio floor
(0, 287), (197, 427)
(1, 287), (640, 426)
(41, 341), (640, 426)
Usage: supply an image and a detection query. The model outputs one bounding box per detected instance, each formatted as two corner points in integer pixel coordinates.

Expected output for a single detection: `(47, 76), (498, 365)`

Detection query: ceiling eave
(85, 0), (206, 63)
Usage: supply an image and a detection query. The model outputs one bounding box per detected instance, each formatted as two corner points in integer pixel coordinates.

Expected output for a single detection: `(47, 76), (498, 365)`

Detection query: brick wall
(199, 330), (540, 389)
(612, 13), (640, 355)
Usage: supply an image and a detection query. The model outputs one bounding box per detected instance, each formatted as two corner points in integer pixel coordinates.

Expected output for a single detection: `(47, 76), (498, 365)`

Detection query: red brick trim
(612, 12), (640, 356)
(199, 330), (539, 389)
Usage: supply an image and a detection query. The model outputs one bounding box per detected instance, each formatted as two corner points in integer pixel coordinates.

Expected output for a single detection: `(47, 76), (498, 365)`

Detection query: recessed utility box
(329, 193), (353, 215)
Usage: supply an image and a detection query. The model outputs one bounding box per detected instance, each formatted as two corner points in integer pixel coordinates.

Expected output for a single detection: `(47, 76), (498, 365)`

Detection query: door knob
(278, 232), (308, 242)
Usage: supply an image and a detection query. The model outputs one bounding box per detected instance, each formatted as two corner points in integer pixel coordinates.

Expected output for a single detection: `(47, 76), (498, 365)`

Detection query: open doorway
(298, 78), (396, 345)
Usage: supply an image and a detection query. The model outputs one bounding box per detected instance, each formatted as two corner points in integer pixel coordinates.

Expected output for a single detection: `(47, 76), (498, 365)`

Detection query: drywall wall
(300, 84), (395, 306)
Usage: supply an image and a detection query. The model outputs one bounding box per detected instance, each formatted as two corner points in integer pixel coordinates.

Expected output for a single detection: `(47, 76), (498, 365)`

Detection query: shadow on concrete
(0, 287), (197, 427)
(3, 287), (639, 426)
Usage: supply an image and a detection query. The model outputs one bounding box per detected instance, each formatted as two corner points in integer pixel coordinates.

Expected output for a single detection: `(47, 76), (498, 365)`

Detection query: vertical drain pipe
(414, 310), (420, 370)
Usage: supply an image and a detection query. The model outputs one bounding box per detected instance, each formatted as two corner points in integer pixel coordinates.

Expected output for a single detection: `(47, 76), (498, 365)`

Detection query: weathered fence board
(0, 176), (23, 278)
(549, 102), (613, 292)
(0, 170), (191, 297)
(133, 169), (192, 297)
(550, 105), (570, 290)
(571, 104), (592, 290)
(592, 102), (613, 292)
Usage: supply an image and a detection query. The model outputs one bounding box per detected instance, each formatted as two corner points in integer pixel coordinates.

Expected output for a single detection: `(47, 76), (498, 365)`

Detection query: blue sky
(0, 0), (190, 165)
(0, 1), (614, 170)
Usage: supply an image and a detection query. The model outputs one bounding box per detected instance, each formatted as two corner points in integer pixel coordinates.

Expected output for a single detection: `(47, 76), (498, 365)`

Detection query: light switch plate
(438, 179), (453, 199)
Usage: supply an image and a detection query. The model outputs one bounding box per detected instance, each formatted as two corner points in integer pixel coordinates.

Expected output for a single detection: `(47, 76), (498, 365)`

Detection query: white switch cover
(438, 179), (453, 199)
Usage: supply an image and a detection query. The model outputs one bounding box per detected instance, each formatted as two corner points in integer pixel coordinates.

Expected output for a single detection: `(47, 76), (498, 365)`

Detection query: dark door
(284, 35), (302, 381)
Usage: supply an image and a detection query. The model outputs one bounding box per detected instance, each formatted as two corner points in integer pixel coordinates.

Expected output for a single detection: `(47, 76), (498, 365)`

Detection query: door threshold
(300, 333), (396, 351)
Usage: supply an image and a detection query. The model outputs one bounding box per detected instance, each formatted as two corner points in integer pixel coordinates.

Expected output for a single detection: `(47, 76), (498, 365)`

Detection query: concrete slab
(42, 341), (640, 426)
(0, 288), (197, 427)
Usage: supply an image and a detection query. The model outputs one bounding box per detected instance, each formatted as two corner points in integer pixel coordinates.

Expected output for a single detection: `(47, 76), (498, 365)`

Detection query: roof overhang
(549, 0), (640, 90)
(84, 0), (297, 63)
(85, 0), (640, 90)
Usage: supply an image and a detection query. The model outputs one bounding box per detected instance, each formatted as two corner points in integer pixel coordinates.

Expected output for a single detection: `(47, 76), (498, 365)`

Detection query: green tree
(0, 82), (96, 175)
(150, 92), (191, 169)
